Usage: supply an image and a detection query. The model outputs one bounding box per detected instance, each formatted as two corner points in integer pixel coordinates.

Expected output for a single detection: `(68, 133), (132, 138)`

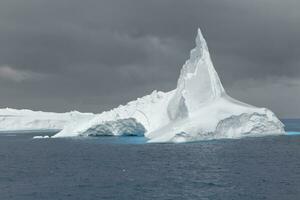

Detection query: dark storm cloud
(0, 0), (299, 117)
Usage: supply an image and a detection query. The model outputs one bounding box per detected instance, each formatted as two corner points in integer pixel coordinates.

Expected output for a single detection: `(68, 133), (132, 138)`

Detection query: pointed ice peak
(195, 28), (207, 50)
(167, 28), (225, 120)
(189, 28), (208, 62)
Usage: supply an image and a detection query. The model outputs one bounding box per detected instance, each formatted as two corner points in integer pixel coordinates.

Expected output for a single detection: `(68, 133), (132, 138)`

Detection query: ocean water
(0, 120), (300, 200)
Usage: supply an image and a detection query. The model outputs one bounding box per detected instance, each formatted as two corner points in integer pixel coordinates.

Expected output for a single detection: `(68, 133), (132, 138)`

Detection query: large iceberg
(53, 28), (285, 142)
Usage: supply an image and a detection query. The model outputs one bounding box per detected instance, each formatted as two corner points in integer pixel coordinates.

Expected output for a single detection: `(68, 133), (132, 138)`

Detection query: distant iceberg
(0, 108), (93, 133)
(0, 28), (285, 142)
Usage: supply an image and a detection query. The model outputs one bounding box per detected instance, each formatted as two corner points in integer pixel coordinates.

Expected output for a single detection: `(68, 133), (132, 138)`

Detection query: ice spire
(196, 28), (206, 46)
(190, 28), (208, 61)
(167, 28), (225, 120)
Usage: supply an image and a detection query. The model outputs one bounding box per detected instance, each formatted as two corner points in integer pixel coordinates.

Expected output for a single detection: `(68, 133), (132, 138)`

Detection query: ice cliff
(0, 28), (285, 142)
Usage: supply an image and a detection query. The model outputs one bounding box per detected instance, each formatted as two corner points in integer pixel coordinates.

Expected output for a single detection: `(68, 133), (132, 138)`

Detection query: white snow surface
(0, 108), (94, 132)
(0, 28), (285, 142)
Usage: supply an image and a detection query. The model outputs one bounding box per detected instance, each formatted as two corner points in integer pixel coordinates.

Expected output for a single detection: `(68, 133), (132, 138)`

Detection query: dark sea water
(0, 120), (300, 200)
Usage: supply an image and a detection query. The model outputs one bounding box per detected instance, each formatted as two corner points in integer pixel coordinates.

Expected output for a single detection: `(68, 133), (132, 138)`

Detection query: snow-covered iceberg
(53, 28), (285, 142)
(0, 108), (94, 133)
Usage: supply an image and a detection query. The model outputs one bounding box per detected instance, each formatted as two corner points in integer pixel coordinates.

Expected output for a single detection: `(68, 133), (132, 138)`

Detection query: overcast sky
(0, 0), (299, 118)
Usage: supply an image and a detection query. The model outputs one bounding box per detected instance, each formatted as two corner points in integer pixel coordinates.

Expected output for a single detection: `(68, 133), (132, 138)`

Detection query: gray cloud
(0, 0), (299, 117)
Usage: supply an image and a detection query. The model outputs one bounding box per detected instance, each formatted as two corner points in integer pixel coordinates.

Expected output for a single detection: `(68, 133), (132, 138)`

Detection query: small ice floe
(33, 135), (50, 139)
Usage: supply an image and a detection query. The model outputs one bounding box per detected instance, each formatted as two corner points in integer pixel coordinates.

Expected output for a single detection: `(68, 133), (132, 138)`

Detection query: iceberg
(0, 28), (284, 142)
(0, 108), (94, 133)
(53, 28), (285, 142)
